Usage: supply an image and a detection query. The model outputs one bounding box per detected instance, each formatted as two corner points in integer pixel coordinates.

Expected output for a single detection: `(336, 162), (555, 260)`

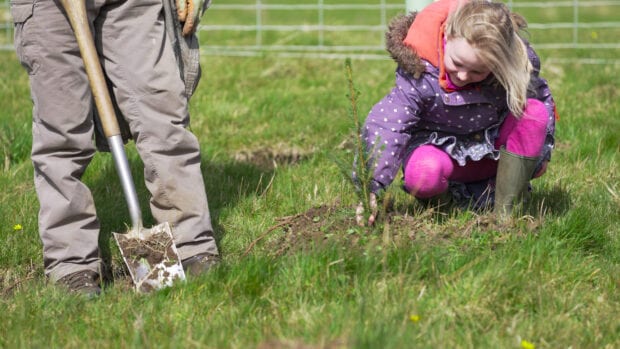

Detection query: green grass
(195, 0), (620, 56)
(1, 7), (620, 348)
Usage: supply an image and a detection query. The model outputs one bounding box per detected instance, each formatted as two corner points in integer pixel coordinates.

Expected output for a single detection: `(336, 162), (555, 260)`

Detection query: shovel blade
(113, 222), (186, 293)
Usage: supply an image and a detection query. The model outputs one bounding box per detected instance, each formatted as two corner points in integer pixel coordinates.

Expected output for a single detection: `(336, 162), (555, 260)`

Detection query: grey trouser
(11, 0), (218, 282)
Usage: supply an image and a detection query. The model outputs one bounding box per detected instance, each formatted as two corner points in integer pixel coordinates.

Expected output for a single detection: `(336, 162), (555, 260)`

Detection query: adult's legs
(18, 0), (102, 282)
(98, 0), (218, 260)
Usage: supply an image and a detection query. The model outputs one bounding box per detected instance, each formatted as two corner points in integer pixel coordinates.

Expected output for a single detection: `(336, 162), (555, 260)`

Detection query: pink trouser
(404, 99), (548, 198)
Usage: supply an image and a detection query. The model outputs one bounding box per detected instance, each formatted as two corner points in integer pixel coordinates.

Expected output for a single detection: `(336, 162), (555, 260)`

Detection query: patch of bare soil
(234, 143), (314, 170)
(251, 202), (542, 257)
(248, 204), (362, 257)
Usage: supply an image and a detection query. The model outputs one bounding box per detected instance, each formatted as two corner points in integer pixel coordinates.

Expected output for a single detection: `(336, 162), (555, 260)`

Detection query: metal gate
(2, 0), (619, 62)
(196, 0), (620, 62)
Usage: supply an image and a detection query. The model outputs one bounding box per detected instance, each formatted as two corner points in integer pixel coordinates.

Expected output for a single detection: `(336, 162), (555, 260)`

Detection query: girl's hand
(355, 193), (378, 227)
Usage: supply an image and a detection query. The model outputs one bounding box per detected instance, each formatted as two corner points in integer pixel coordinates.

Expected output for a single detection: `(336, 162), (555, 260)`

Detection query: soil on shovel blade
(117, 231), (173, 265)
(115, 229), (182, 292)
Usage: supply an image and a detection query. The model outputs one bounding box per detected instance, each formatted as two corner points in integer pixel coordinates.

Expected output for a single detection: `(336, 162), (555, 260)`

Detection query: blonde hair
(445, 0), (532, 117)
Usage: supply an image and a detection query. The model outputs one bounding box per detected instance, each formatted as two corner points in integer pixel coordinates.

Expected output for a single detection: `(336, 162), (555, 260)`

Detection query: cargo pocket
(10, 0), (37, 74)
(10, 0), (33, 23)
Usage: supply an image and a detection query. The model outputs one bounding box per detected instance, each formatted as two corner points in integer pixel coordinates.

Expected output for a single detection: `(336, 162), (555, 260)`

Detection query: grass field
(1, 3), (620, 348)
(195, 0), (620, 57)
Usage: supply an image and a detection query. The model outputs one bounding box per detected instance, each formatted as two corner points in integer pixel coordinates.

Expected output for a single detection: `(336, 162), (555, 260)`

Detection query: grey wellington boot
(494, 147), (539, 218)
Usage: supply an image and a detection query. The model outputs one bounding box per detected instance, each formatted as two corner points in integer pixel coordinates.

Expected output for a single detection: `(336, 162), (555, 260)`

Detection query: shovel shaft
(59, 0), (142, 230)
(109, 135), (143, 229)
(59, 0), (119, 137)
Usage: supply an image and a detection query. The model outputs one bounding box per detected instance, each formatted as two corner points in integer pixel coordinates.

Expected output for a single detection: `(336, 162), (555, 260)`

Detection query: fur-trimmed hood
(385, 12), (427, 79)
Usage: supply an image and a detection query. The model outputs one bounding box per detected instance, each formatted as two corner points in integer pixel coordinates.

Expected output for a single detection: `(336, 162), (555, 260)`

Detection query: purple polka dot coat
(364, 16), (557, 193)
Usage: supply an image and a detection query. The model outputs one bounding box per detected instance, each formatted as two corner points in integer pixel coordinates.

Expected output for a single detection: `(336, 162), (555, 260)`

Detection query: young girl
(357, 0), (557, 225)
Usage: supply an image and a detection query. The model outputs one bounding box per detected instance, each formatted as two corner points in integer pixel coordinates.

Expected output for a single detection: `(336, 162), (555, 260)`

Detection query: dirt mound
(249, 202), (542, 257)
(260, 204), (361, 257)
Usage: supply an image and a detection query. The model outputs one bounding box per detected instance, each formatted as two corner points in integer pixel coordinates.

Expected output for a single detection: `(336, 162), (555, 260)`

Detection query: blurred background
(1, 0), (619, 63)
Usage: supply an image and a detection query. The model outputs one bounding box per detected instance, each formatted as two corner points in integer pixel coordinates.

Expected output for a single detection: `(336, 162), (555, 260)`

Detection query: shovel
(59, 0), (186, 292)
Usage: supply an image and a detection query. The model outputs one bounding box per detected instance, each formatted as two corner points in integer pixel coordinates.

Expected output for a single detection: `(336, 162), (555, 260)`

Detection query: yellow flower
(13, 224), (23, 231)
(521, 339), (535, 349)
(409, 314), (420, 323)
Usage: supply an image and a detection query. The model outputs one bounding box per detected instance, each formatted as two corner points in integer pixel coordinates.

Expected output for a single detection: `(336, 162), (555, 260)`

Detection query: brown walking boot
(182, 253), (220, 278)
(57, 270), (101, 298)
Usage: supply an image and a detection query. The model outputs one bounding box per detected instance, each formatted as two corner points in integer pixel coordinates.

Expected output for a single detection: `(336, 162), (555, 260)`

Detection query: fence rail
(1, 0), (619, 61)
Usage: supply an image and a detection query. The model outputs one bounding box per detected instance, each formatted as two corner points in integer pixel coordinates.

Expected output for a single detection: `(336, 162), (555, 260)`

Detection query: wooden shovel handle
(58, 0), (120, 137)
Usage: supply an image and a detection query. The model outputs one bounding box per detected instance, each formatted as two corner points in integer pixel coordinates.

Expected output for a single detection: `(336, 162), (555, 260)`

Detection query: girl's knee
(523, 98), (549, 124)
(403, 147), (453, 197)
(404, 168), (446, 197)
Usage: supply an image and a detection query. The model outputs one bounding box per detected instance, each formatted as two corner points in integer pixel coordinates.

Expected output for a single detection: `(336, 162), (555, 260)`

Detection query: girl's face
(444, 37), (491, 87)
